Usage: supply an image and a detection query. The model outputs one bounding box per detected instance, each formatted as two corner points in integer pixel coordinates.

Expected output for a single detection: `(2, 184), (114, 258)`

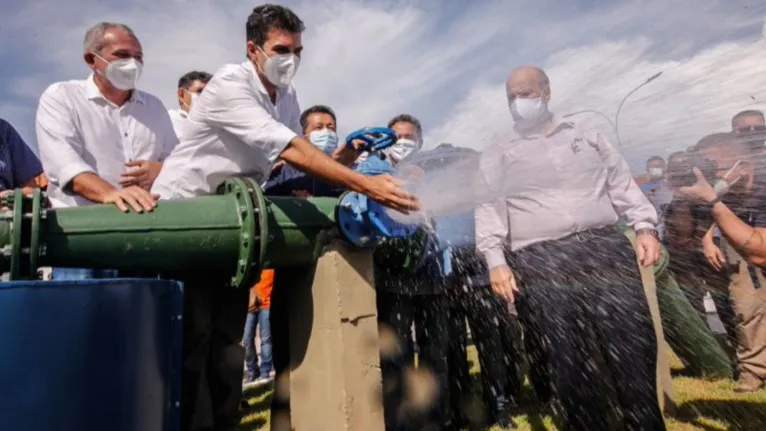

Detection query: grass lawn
(238, 345), (766, 430)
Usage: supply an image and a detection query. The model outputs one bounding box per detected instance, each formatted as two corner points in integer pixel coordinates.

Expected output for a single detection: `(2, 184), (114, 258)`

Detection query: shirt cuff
(483, 248), (507, 271)
(57, 163), (96, 190)
(633, 222), (655, 232)
(273, 127), (299, 156)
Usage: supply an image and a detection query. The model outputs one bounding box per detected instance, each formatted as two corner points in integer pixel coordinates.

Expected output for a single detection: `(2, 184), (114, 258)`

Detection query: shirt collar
(243, 60), (285, 102)
(85, 74), (145, 104)
(512, 114), (572, 141)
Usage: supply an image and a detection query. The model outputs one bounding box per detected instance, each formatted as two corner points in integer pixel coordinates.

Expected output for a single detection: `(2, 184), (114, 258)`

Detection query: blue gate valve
(347, 127), (399, 176)
(345, 127), (398, 153)
(336, 192), (419, 248)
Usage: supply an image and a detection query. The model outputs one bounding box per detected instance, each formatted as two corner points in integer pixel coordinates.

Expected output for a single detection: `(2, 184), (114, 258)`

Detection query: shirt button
(124, 133), (128, 137)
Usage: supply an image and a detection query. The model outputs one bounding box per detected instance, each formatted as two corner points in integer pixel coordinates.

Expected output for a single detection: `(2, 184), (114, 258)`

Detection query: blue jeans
(51, 268), (120, 280)
(242, 308), (272, 379)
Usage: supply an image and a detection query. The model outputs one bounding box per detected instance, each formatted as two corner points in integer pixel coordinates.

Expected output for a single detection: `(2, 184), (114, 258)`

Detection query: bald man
(475, 66), (664, 430)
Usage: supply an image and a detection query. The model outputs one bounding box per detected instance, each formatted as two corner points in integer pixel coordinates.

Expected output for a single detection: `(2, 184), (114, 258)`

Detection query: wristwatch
(706, 195), (723, 209)
(635, 228), (659, 239)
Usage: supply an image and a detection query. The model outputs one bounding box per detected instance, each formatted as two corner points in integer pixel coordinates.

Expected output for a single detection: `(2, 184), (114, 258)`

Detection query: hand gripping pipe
(0, 177), (418, 288)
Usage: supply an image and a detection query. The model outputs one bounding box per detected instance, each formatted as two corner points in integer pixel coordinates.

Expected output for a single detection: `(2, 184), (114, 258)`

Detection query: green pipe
(0, 178), (344, 288)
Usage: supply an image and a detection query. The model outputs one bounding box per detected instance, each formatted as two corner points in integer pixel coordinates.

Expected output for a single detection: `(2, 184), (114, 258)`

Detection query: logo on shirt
(571, 137), (583, 154)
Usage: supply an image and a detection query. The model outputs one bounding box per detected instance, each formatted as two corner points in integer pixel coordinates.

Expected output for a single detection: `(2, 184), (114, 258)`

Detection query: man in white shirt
(151, 5), (418, 431)
(37, 22), (177, 211)
(168, 71), (212, 139)
(36, 22), (178, 280)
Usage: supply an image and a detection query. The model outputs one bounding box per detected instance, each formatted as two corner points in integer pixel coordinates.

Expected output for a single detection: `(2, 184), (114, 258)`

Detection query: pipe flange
(218, 178), (258, 289)
(8, 189), (24, 279)
(28, 188), (43, 276)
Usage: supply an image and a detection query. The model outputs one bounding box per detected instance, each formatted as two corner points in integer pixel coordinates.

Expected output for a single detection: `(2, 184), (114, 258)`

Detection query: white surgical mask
(389, 138), (419, 162)
(308, 129), (338, 154)
(648, 167), (664, 179)
(258, 47), (300, 88)
(714, 160), (745, 196)
(94, 53), (142, 90)
(509, 97), (549, 131)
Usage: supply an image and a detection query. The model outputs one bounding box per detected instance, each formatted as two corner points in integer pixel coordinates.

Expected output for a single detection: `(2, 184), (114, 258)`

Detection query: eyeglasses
(736, 125), (766, 133)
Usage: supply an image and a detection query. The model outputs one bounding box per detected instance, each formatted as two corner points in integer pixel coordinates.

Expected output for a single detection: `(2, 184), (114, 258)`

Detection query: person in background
(264, 104), (360, 197)
(0, 118), (47, 195)
(242, 269), (274, 386)
(732, 110), (765, 135)
(386, 114), (423, 166)
(374, 114), (457, 430)
(476, 66), (663, 430)
(675, 135), (766, 391)
(732, 110), (766, 179)
(169, 71), (212, 139)
(641, 156), (673, 208)
(664, 135), (740, 376)
(35, 22), (177, 280)
(640, 155), (673, 240)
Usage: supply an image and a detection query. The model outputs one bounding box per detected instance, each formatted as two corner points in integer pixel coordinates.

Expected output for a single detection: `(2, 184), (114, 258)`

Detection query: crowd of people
(635, 109), (766, 393)
(1, 3), (766, 431)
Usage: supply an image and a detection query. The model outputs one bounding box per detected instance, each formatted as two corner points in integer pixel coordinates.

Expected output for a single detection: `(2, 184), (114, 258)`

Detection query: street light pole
(614, 71), (663, 147)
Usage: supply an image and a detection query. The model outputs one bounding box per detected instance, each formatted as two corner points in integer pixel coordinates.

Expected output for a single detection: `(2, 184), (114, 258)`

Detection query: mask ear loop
(723, 160), (745, 187)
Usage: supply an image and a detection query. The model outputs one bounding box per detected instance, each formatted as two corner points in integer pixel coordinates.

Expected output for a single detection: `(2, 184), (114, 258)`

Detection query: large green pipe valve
(0, 177), (417, 288)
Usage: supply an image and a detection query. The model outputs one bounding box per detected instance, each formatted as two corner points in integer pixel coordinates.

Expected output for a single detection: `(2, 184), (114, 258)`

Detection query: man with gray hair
(475, 66), (664, 430)
(35, 22), (177, 280)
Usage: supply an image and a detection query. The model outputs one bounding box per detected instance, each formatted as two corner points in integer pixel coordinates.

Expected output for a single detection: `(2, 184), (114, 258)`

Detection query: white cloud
(0, 0), (765, 171)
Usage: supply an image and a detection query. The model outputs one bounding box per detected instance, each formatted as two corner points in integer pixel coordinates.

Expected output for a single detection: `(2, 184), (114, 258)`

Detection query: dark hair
(178, 71), (212, 90)
(667, 151), (686, 162)
(387, 114), (423, 139)
(246, 4), (305, 47)
(646, 155), (665, 165)
(299, 105), (336, 133)
(732, 109), (765, 128)
(694, 132), (736, 152)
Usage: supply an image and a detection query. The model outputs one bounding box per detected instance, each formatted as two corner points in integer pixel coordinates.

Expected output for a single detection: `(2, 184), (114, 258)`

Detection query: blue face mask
(308, 129), (338, 154)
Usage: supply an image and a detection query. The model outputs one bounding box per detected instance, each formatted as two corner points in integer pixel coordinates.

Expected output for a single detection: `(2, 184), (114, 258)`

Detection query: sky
(1, 0), (765, 171)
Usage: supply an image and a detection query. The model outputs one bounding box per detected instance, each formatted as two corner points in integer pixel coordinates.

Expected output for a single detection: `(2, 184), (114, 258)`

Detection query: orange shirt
(249, 269), (274, 311)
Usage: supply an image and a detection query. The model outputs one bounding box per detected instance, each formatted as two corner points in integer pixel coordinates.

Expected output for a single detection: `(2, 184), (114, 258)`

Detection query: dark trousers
(269, 269), (295, 431)
(377, 291), (452, 431)
(510, 227), (665, 431)
(447, 284), (522, 426)
(515, 293), (553, 405)
(177, 274), (250, 431)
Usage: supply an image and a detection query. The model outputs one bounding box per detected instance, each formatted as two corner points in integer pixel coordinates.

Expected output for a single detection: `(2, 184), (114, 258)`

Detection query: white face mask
(94, 53), (142, 90)
(389, 138), (419, 162)
(509, 97), (549, 131)
(308, 129), (338, 154)
(714, 160), (745, 196)
(648, 167), (664, 179)
(258, 46), (300, 88)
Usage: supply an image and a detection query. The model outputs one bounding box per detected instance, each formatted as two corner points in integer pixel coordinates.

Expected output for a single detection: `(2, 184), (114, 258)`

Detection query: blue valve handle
(345, 127), (398, 153)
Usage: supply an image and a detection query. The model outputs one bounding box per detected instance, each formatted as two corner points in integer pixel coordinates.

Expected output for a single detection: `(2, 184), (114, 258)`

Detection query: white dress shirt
(475, 118), (657, 270)
(151, 60), (302, 200)
(168, 108), (189, 140)
(36, 75), (178, 208)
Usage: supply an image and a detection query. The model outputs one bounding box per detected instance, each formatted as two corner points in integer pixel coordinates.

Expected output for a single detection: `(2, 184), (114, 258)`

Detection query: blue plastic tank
(0, 278), (183, 431)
